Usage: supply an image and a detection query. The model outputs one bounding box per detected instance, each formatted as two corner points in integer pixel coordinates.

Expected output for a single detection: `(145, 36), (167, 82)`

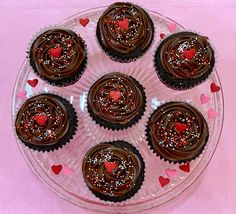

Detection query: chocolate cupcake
(29, 29), (87, 87)
(82, 141), (145, 202)
(154, 32), (215, 90)
(146, 102), (209, 163)
(96, 2), (154, 62)
(87, 72), (146, 130)
(15, 93), (78, 152)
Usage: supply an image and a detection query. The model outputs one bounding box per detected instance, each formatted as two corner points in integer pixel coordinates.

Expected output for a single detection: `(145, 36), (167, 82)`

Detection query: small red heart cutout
(179, 162), (190, 172)
(104, 161), (117, 174)
(35, 115), (48, 126)
(160, 33), (166, 39)
(183, 48), (196, 60)
(79, 18), (89, 27)
(117, 18), (129, 30)
(51, 164), (62, 175)
(210, 82), (220, 93)
(159, 176), (170, 187)
(27, 79), (38, 88)
(109, 90), (121, 101)
(175, 122), (187, 133)
(48, 47), (63, 58)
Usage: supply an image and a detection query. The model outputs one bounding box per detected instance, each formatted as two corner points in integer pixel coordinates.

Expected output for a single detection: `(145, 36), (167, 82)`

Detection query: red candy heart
(48, 47), (63, 58)
(27, 79), (38, 88)
(179, 162), (190, 172)
(175, 122), (187, 133)
(79, 18), (89, 27)
(183, 48), (196, 60)
(210, 82), (221, 93)
(159, 176), (170, 187)
(160, 33), (166, 39)
(109, 90), (121, 101)
(117, 18), (129, 30)
(35, 115), (48, 126)
(104, 161), (117, 174)
(51, 164), (62, 175)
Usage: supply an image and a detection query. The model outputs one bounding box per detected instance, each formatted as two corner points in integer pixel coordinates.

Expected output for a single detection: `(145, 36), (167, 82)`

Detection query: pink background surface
(0, 0), (236, 213)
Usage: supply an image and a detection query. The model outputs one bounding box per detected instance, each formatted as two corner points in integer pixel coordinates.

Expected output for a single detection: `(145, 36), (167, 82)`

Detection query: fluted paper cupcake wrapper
(14, 92), (78, 152)
(145, 99), (209, 164)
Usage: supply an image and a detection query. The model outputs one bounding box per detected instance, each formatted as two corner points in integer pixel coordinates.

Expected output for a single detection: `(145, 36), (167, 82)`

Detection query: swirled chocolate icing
(87, 72), (146, 129)
(96, 2), (154, 60)
(30, 29), (87, 85)
(82, 141), (144, 201)
(146, 102), (209, 163)
(15, 93), (77, 151)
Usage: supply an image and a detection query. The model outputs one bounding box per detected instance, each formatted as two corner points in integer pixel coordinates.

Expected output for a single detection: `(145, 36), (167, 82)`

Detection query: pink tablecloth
(0, 0), (235, 213)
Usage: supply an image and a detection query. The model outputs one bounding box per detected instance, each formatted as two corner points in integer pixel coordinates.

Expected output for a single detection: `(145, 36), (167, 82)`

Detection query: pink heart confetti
(167, 23), (177, 33)
(200, 94), (211, 104)
(17, 90), (27, 100)
(208, 108), (218, 119)
(63, 166), (74, 176)
(165, 168), (177, 179)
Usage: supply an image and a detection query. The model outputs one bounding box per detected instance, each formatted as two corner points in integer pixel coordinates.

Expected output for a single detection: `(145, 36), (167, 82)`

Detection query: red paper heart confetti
(27, 79), (38, 88)
(35, 115), (48, 126)
(51, 164), (62, 175)
(79, 18), (89, 27)
(104, 161), (117, 174)
(109, 90), (121, 101)
(117, 18), (129, 30)
(48, 47), (63, 58)
(159, 176), (170, 187)
(210, 82), (221, 93)
(200, 93), (210, 104)
(179, 162), (190, 172)
(183, 48), (196, 60)
(17, 90), (27, 100)
(160, 33), (166, 39)
(175, 122), (187, 133)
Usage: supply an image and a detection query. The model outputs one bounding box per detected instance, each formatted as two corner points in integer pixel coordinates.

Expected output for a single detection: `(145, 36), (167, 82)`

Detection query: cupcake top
(96, 2), (154, 61)
(154, 32), (215, 89)
(87, 72), (146, 130)
(29, 29), (87, 86)
(15, 93), (77, 151)
(82, 141), (145, 202)
(146, 102), (209, 163)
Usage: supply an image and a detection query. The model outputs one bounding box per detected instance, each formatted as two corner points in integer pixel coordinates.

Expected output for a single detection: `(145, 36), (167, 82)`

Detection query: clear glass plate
(12, 6), (224, 213)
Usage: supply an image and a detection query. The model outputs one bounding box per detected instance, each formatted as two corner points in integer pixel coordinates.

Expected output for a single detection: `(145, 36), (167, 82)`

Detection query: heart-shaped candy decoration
(208, 108), (218, 119)
(109, 90), (121, 101)
(159, 176), (170, 187)
(48, 47), (63, 58)
(117, 18), (129, 30)
(179, 162), (190, 172)
(160, 33), (166, 39)
(200, 93), (211, 104)
(51, 164), (62, 175)
(35, 115), (48, 126)
(175, 122), (187, 133)
(165, 168), (177, 179)
(79, 18), (89, 27)
(183, 48), (196, 60)
(104, 161), (117, 174)
(210, 82), (220, 93)
(167, 23), (177, 33)
(27, 79), (38, 88)
(17, 90), (27, 100)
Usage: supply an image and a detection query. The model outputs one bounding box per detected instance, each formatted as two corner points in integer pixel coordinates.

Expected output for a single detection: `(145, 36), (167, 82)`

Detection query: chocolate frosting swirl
(82, 141), (144, 201)
(146, 102), (209, 163)
(159, 32), (214, 80)
(97, 2), (154, 59)
(15, 94), (74, 149)
(87, 72), (146, 129)
(30, 29), (87, 84)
